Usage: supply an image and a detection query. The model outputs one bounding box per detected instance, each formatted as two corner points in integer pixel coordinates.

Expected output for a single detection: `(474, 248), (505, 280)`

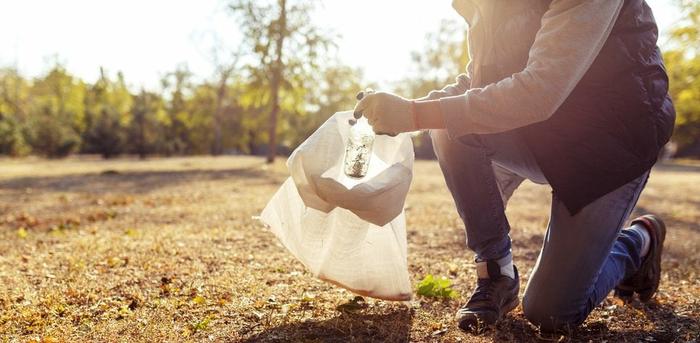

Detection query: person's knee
(430, 130), (482, 162)
(522, 303), (575, 333)
(522, 291), (583, 333)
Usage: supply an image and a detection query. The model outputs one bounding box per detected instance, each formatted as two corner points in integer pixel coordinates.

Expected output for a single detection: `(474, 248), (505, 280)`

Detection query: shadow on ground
(655, 162), (700, 174)
(239, 308), (413, 343)
(573, 301), (700, 342)
(0, 166), (281, 194)
(238, 302), (697, 343)
(488, 301), (699, 342)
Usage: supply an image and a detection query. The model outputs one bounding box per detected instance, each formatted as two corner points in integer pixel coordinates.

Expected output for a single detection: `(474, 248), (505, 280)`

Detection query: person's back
(444, 0), (675, 214)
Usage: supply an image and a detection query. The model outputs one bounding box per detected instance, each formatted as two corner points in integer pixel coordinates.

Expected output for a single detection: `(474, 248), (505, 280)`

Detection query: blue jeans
(431, 129), (649, 331)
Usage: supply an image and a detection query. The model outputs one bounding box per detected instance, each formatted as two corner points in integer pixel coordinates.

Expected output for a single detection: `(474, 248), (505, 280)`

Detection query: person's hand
(353, 91), (416, 135)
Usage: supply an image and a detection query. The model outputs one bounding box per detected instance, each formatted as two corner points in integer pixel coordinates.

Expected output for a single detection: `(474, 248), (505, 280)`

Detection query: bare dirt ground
(0, 156), (698, 342)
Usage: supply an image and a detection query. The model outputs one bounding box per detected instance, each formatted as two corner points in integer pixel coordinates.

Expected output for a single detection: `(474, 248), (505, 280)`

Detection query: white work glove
(353, 90), (416, 136)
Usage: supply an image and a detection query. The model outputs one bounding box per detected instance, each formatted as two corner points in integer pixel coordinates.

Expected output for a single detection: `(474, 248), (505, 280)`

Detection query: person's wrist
(413, 100), (445, 130)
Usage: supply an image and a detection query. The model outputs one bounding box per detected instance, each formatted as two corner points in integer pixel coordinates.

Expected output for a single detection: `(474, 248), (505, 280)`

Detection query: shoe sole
(457, 295), (520, 332)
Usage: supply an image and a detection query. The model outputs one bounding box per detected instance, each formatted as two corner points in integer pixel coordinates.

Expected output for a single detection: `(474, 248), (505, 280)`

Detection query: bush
(0, 114), (29, 156)
(27, 114), (80, 158)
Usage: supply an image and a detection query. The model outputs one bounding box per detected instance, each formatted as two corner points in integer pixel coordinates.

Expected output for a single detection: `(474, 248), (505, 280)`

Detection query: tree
(27, 62), (85, 157)
(287, 63), (364, 148)
(0, 68), (31, 156)
(212, 68), (233, 155)
(186, 83), (218, 154)
(235, 78), (269, 155)
(397, 19), (469, 100)
(160, 66), (193, 155)
(206, 45), (243, 155)
(82, 69), (132, 158)
(228, 0), (332, 163)
(128, 89), (165, 159)
(395, 19), (469, 159)
(0, 113), (27, 156)
(666, 0), (700, 156)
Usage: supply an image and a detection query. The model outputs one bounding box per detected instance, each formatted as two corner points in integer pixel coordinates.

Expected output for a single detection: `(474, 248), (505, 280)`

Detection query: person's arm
(418, 73), (471, 101)
(414, 0), (624, 135)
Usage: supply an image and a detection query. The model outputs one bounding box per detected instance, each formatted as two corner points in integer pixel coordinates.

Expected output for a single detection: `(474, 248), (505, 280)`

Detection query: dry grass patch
(0, 156), (698, 342)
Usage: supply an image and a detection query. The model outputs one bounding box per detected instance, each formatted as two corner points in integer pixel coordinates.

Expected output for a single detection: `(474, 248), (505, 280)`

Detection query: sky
(0, 0), (681, 91)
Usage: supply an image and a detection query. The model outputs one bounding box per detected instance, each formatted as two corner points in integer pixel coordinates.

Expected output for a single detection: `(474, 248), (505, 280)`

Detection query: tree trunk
(138, 110), (146, 159)
(248, 129), (257, 155)
(212, 69), (231, 156)
(267, 82), (280, 163)
(266, 0), (287, 164)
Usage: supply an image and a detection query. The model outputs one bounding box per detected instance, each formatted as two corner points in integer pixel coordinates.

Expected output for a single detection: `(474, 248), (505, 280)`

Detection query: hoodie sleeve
(421, 73), (472, 101)
(438, 0), (624, 139)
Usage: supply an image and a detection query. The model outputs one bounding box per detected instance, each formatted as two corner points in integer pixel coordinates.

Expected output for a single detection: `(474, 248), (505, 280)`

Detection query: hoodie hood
(452, 0), (481, 25)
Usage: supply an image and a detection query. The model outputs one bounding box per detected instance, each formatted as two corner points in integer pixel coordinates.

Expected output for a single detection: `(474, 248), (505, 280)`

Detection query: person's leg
(493, 164), (526, 208)
(431, 129), (544, 331)
(430, 130), (524, 262)
(521, 172), (650, 332)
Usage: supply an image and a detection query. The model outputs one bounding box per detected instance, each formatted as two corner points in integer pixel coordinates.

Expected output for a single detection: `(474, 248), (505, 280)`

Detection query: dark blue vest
(480, 0), (676, 214)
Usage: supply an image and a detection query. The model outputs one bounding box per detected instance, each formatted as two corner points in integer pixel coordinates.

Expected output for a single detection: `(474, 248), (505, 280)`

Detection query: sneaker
(615, 214), (666, 302)
(456, 260), (520, 332)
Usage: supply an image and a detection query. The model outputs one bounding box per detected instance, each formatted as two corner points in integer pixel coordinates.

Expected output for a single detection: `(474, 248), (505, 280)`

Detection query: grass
(0, 155), (699, 342)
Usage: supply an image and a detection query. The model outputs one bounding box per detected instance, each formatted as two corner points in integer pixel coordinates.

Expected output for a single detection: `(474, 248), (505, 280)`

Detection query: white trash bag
(260, 111), (414, 301)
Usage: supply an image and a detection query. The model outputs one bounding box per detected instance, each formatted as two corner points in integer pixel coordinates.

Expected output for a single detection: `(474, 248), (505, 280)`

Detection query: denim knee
(522, 292), (586, 333)
(430, 130), (482, 161)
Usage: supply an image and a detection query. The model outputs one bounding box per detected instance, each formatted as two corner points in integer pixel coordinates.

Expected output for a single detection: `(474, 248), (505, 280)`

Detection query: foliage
(228, 0), (333, 163)
(159, 66), (194, 156)
(288, 63), (365, 148)
(666, 0), (700, 155)
(25, 62), (85, 157)
(0, 60), (361, 159)
(82, 69), (132, 158)
(27, 113), (81, 158)
(396, 19), (469, 100)
(2, 1), (696, 159)
(0, 112), (29, 156)
(190, 316), (212, 333)
(0, 0), (360, 160)
(395, 19), (469, 159)
(0, 68), (30, 156)
(127, 90), (165, 158)
(416, 274), (458, 299)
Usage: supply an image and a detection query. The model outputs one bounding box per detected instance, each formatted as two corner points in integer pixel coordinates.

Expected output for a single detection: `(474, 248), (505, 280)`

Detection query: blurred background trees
(229, 0), (333, 163)
(396, 19), (469, 159)
(0, 67), (31, 156)
(81, 69), (132, 158)
(396, 19), (469, 100)
(665, 0), (700, 156)
(25, 62), (85, 158)
(0, 0), (698, 160)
